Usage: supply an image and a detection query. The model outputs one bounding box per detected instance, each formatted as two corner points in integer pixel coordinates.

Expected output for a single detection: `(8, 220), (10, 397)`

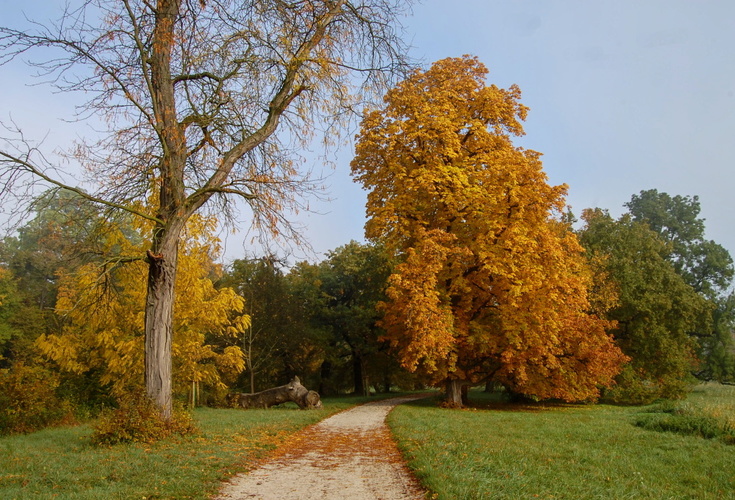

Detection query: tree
(625, 189), (733, 299)
(0, 0), (411, 417)
(351, 56), (626, 405)
(312, 241), (394, 395)
(223, 256), (299, 393)
(0, 190), (107, 367)
(578, 209), (711, 402)
(0, 267), (21, 364)
(36, 212), (247, 402)
(698, 293), (735, 384)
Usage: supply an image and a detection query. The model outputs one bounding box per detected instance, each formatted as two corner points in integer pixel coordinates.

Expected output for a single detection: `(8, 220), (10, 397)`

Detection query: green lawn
(389, 384), (735, 499)
(0, 397), (373, 500)
(4, 388), (734, 499)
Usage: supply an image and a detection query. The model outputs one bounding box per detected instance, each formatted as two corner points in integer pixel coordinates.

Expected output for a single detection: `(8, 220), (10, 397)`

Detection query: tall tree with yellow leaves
(351, 56), (627, 405)
(1, 0), (411, 418)
(36, 213), (247, 404)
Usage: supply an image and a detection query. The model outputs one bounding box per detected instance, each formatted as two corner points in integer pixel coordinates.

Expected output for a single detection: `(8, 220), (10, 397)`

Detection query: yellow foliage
(37, 213), (248, 398)
(352, 56), (627, 402)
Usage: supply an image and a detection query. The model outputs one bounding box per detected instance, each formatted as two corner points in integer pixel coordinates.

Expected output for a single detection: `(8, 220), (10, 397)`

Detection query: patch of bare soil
(215, 395), (430, 500)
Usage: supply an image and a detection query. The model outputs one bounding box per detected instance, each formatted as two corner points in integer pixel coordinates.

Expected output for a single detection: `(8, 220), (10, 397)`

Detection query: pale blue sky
(300, 0), (735, 265)
(2, 1), (734, 266)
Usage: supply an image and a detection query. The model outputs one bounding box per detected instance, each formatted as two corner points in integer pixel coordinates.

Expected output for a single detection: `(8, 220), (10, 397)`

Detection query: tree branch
(0, 150), (164, 225)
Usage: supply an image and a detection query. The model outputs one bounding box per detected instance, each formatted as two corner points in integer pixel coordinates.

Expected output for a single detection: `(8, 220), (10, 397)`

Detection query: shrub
(635, 399), (735, 444)
(604, 364), (698, 405)
(0, 362), (76, 435)
(92, 393), (197, 445)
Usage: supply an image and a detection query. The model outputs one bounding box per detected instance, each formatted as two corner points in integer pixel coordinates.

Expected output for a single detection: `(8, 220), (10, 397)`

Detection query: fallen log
(227, 376), (323, 409)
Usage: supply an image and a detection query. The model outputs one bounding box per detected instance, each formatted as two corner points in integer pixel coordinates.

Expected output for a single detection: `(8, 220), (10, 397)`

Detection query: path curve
(215, 394), (429, 500)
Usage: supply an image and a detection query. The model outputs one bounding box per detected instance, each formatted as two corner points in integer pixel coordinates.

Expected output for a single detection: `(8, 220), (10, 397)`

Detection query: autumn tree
(0, 0), (411, 416)
(0, 190), (107, 367)
(351, 56), (627, 405)
(36, 212), (247, 404)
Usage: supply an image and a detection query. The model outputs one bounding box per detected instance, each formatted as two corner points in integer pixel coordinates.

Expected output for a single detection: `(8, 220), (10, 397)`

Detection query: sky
(278, 0), (735, 264)
(2, 1), (735, 265)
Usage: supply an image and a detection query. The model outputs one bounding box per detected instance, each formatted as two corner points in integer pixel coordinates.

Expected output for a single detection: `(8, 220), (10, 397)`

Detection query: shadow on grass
(399, 390), (589, 413)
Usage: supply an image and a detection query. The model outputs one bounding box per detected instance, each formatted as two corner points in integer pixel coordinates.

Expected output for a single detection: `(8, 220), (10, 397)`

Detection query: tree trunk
(319, 360), (332, 396)
(353, 353), (366, 396)
(228, 376), (322, 409)
(445, 378), (464, 407)
(144, 237), (179, 420)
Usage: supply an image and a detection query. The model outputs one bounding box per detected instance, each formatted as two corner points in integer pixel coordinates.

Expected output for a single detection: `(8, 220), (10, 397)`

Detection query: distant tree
(0, 190), (108, 367)
(0, 267), (21, 365)
(625, 189), (733, 298)
(351, 56), (626, 406)
(625, 189), (735, 385)
(697, 294), (735, 384)
(223, 256), (302, 393)
(0, 0), (412, 417)
(579, 209), (711, 402)
(312, 241), (394, 395)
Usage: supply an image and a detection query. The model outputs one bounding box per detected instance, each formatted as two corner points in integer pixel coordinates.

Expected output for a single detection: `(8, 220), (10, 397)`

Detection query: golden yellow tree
(351, 56), (627, 405)
(1, 0), (411, 417)
(37, 214), (247, 402)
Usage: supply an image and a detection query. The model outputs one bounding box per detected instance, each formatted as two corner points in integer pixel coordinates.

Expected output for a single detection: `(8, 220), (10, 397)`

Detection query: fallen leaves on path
(216, 396), (429, 500)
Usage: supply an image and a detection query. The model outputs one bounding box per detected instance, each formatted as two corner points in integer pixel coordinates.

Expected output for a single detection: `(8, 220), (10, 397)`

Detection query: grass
(634, 383), (735, 444)
(389, 385), (735, 499)
(4, 387), (735, 499)
(0, 395), (377, 499)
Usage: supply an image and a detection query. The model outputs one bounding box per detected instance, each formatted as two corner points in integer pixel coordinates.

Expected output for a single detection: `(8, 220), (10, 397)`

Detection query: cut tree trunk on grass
(227, 376), (323, 409)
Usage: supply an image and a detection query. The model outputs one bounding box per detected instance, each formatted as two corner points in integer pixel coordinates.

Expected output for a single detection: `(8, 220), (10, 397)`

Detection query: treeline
(0, 191), (417, 434)
(1, 187), (734, 434)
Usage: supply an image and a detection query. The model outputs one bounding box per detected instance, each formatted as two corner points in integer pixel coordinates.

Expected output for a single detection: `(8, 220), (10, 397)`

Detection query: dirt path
(215, 395), (430, 500)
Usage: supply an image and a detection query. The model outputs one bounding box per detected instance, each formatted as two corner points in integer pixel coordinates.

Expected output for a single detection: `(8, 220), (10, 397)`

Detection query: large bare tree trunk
(144, 229), (180, 419)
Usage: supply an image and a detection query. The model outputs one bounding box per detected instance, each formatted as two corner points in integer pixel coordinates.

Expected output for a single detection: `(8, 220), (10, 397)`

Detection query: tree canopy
(579, 208), (711, 402)
(351, 56), (626, 404)
(626, 189), (733, 299)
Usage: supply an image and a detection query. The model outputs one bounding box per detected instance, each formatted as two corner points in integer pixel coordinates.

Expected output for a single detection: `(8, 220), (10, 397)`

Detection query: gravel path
(215, 395), (430, 500)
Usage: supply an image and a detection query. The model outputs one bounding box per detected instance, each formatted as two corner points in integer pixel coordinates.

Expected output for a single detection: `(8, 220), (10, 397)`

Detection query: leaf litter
(215, 395), (430, 500)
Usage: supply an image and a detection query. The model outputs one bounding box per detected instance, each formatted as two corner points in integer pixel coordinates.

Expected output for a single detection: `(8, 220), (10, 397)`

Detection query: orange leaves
(381, 231), (458, 373)
(352, 56), (626, 402)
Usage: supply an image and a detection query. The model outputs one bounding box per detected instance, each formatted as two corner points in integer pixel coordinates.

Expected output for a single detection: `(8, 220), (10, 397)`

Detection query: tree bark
(353, 353), (366, 396)
(228, 376), (322, 409)
(144, 239), (178, 419)
(445, 378), (464, 407)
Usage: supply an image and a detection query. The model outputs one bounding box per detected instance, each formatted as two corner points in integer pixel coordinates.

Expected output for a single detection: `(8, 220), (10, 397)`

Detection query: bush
(92, 393), (197, 445)
(0, 362), (76, 435)
(635, 400), (735, 443)
(604, 365), (693, 405)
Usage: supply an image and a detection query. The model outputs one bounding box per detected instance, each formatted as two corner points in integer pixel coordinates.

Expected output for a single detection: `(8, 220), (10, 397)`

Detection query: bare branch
(0, 150), (163, 225)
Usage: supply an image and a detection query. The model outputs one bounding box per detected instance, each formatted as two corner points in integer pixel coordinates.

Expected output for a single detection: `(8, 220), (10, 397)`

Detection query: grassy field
(0, 396), (376, 500)
(389, 383), (735, 499)
(3, 387), (734, 499)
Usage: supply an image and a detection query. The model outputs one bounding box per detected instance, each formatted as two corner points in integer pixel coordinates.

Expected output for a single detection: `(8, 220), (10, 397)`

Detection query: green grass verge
(389, 386), (735, 499)
(634, 383), (735, 444)
(0, 395), (378, 499)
